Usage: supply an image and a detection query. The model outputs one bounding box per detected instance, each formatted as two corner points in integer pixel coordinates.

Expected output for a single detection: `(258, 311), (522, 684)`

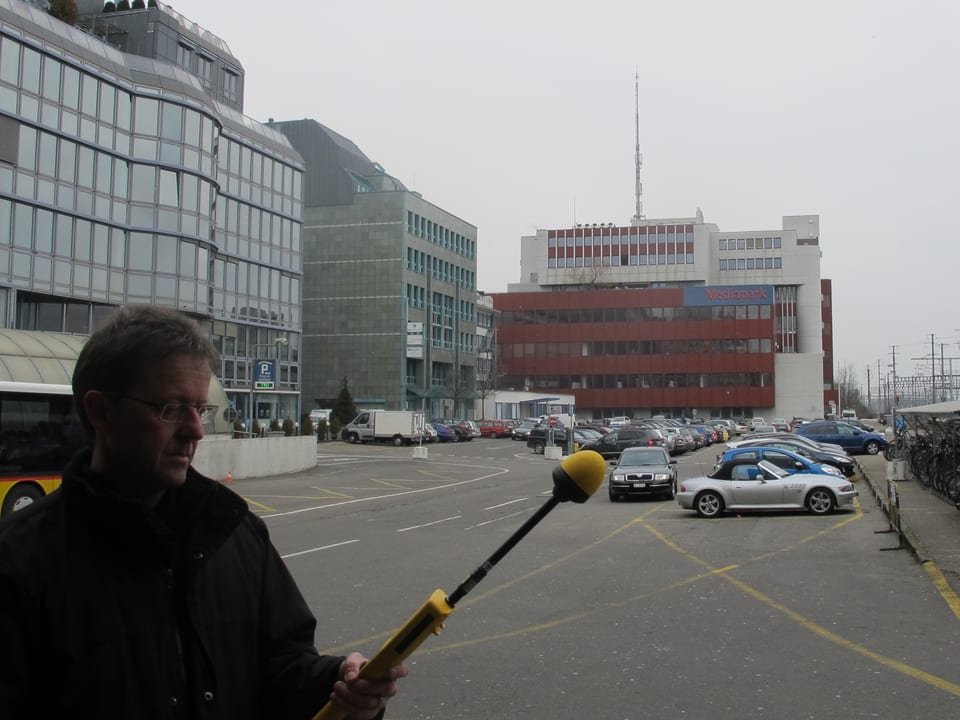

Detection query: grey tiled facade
(274, 119), (478, 418)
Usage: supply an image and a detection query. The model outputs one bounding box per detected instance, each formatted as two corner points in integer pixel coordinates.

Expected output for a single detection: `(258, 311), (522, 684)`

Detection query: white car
(677, 459), (858, 518)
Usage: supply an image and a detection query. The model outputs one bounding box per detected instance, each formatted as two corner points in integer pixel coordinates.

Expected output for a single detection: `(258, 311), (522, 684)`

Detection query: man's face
(86, 353), (212, 505)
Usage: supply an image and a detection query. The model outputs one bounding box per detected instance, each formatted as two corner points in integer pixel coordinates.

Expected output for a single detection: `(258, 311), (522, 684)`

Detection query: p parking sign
(254, 360), (276, 390)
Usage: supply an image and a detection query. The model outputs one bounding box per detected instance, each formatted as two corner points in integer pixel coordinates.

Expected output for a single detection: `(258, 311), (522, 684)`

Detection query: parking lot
(227, 438), (960, 719)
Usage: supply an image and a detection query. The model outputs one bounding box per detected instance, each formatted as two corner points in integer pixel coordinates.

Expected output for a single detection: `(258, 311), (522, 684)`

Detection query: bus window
(0, 382), (81, 517)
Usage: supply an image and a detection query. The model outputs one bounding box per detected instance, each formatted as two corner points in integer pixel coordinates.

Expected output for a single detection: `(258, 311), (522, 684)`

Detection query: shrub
(269, 418), (281, 432)
(251, 420), (262, 437)
(232, 418), (245, 439)
(282, 417), (295, 436)
(317, 419), (329, 441)
(48, 0), (79, 24)
(300, 414), (314, 437)
(330, 417), (342, 441)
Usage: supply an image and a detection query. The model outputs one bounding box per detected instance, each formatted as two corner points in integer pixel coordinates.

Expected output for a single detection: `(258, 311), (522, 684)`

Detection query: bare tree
(836, 362), (868, 415)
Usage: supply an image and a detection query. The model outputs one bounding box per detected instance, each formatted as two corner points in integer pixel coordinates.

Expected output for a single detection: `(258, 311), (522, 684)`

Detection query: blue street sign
(254, 359), (276, 390)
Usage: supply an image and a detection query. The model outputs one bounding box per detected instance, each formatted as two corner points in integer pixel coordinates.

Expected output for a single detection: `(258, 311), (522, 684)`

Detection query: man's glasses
(118, 395), (219, 424)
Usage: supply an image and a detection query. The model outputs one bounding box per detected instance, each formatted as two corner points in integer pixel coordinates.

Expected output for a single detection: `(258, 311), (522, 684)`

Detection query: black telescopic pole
(446, 496), (560, 606)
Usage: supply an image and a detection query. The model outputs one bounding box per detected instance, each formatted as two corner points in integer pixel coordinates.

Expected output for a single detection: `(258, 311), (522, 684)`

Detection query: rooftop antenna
(631, 71), (644, 224)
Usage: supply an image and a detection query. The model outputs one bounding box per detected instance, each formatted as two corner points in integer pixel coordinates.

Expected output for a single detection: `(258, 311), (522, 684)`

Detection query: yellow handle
(312, 589), (454, 720)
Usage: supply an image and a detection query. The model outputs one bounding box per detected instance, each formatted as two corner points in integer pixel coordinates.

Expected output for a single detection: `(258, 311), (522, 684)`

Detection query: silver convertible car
(677, 459), (857, 518)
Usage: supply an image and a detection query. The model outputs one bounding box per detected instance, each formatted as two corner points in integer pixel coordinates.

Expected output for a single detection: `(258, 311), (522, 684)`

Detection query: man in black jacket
(0, 304), (407, 719)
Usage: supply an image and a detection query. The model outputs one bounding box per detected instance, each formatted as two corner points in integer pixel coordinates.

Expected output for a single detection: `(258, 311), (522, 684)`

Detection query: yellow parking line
(722, 570), (960, 696)
(372, 479), (412, 490)
(309, 487), (354, 498)
(242, 496), (277, 512)
(924, 561), (960, 621)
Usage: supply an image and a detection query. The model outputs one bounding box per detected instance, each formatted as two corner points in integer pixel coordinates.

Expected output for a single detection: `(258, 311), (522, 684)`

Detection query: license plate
(633, 482), (647, 488)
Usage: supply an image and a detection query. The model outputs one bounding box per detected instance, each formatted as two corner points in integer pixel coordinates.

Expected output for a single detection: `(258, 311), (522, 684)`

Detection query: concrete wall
(193, 435), (317, 481)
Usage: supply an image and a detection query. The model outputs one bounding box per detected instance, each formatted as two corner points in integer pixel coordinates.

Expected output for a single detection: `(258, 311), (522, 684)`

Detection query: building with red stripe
(489, 211), (836, 422)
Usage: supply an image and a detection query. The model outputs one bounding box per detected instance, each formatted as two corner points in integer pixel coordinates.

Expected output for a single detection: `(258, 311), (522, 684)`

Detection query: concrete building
(0, 0), (304, 428)
(270, 119), (479, 419)
(491, 211), (834, 422)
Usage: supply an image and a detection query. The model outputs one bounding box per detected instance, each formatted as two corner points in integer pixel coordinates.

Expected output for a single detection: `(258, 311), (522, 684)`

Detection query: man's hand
(329, 652), (410, 720)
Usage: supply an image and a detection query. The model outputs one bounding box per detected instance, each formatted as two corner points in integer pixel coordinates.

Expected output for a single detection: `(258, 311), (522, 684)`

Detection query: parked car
(423, 423), (438, 443)
(726, 437), (858, 477)
(677, 459), (858, 518)
(771, 418), (791, 431)
(432, 418), (480, 441)
(430, 422), (459, 443)
(476, 419), (513, 438)
(717, 446), (844, 477)
(661, 427), (693, 455)
(747, 425), (777, 435)
(526, 427), (591, 454)
(793, 421), (887, 455)
(580, 427), (667, 459)
(511, 420), (538, 441)
(679, 426), (704, 450)
(846, 418), (876, 433)
(608, 446), (678, 501)
(608, 416), (632, 427)
(575, 427), (605, 443)
(728, 432), (846, 455)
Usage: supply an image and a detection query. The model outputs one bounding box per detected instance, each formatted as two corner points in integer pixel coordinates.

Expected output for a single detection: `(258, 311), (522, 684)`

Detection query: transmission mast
(631, 72), (644, 224)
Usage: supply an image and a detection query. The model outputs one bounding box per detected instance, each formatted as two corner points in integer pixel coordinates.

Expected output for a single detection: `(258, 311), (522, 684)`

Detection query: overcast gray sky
(181, 0), (960, 390)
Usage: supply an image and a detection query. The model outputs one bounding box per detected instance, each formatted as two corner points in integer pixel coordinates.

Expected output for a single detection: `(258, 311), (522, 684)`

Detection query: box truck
(342, 410), (426, 446)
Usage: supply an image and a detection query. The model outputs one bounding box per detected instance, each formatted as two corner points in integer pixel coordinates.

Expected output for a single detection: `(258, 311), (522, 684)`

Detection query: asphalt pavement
(857, 450), (960, 601)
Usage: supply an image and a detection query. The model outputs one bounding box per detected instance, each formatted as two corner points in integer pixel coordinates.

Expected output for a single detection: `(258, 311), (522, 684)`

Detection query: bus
(0, 380), (83, 518)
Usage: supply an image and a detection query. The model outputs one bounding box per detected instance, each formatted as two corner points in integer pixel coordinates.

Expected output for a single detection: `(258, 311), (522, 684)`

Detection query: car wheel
(805, 488), (836, 515)
(863, 440), (881, 455)
(532, 440), (545, 454)
(1, 483), (43, 516)
(347, 432), (360, 444)
(392, 435), (403, 447)
(661, 483), (676, 501)
(608, 488), (620, 502)
(694, 490), (724, 518)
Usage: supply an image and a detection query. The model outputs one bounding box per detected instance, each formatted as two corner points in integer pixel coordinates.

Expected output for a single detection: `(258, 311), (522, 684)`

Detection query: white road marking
(484, 497), (529, 510)
(281, 539), (359, 559)
(397, 515), (463, 532)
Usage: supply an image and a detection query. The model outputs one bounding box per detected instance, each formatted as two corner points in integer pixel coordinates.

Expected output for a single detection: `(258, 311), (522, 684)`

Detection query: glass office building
(0, 0), (304, 427)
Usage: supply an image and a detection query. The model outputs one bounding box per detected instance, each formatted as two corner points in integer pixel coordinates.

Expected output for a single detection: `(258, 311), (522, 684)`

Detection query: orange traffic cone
(225, 470), (233, 483)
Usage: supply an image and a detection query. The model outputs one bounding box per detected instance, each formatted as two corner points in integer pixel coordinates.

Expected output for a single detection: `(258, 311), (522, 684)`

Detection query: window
(177, 44), (192, 70)
(197, 55), (212, 84)
(222, 69), (239, 104)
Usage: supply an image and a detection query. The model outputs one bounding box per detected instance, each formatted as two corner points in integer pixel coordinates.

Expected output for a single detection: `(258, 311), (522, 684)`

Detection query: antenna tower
(632, 71), (644, 224)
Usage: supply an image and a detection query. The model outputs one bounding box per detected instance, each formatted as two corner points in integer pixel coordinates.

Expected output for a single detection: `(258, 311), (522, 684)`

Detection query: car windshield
(618, 449), (668, 466)
(757, 460), (789, 479)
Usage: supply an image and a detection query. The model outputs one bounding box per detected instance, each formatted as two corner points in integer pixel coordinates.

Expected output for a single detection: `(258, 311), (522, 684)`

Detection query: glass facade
(0, 1), (304, 428)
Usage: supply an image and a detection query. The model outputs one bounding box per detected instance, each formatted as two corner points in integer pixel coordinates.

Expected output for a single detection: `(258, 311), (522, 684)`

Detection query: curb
(860, 466), (928, 562)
